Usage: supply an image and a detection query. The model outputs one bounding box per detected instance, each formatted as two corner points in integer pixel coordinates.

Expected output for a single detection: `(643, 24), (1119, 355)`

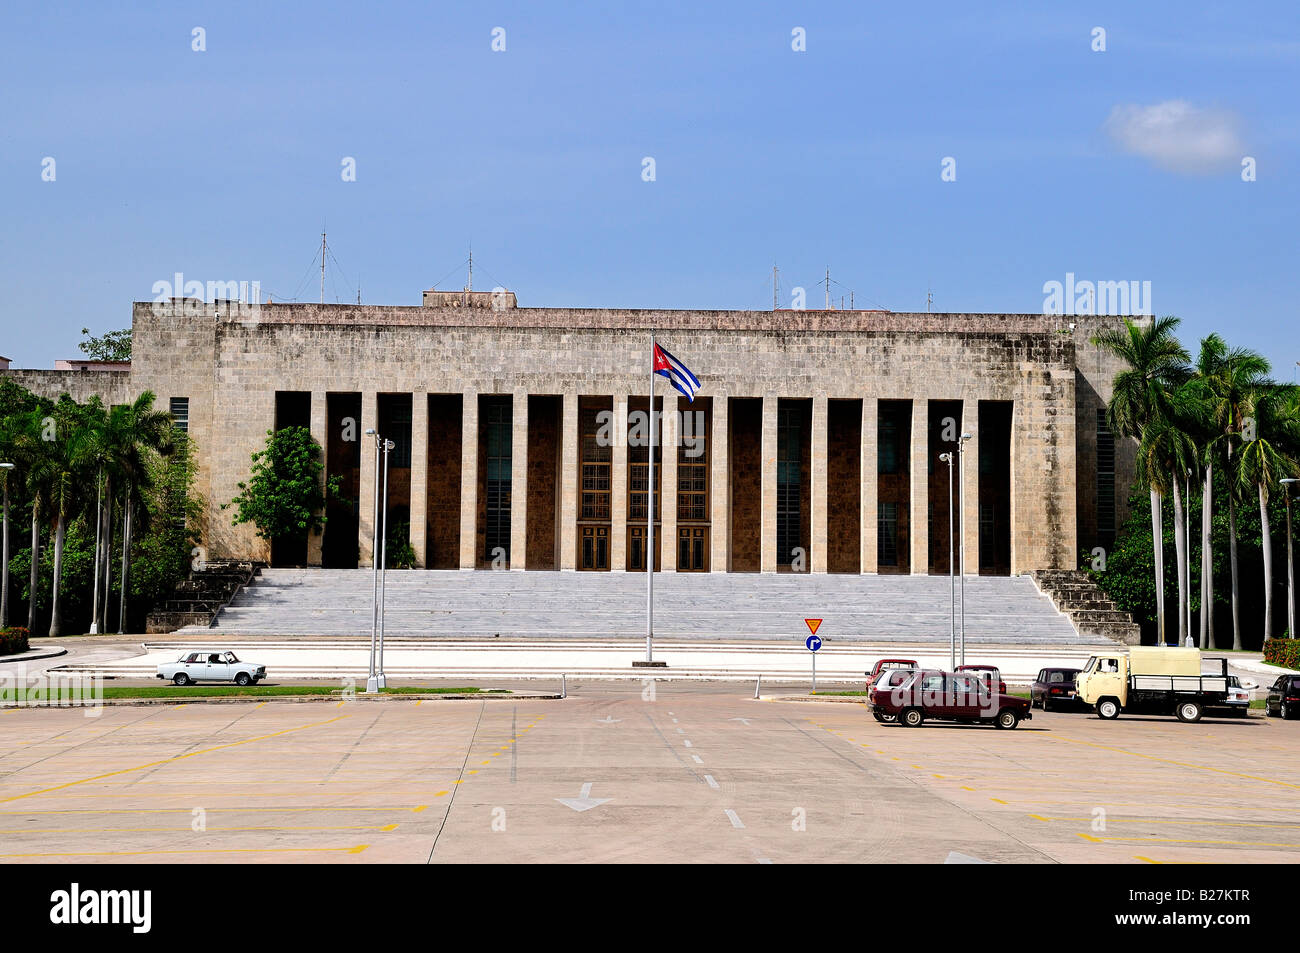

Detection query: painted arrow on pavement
(595, 716), (621, 724)
(555, 783), (612, 813)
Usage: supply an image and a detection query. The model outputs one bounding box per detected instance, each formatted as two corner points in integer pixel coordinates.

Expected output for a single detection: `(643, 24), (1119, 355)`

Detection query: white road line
(683, 739), (693, 748)
(671, 718), (678, 724)
(691, 755), (703, 764)
(724, 809), (745, 829)
(676, 728), (684, 734)
(704, 775), (719, 789)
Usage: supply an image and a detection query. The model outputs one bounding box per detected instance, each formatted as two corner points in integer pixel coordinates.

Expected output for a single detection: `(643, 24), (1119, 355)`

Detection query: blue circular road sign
(805, 635), (822, 652)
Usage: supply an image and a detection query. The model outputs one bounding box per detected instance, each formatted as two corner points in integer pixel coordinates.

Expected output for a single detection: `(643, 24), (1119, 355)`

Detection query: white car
(157, 650), (266, 686)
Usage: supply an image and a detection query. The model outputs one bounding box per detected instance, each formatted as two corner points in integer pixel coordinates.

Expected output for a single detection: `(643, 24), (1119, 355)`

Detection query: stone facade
(3, 294), (1140, 576)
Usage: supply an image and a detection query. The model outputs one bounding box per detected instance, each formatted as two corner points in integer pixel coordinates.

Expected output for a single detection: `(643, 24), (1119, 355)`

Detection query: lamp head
(938, 452), (952, 463)
(365, 428), (376, 436)
(960, 432), (973, 442)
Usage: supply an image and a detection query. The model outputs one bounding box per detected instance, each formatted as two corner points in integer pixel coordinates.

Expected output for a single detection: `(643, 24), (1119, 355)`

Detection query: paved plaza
(0, 683), (1295, 865)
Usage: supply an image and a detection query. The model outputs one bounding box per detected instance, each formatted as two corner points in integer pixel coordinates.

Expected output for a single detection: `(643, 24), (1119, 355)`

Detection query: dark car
(864, 658), (919, 693)
(1266, 674), (1300, 720)
(869, 670), (1032, 729)
(955, 664), (1007, 695)
(867, 667), (918, 723)
(1031, 667), (1082, 711)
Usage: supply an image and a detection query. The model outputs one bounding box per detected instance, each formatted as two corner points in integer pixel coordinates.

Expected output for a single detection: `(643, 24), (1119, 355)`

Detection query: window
(676, 409), (708, 522)
(483, 398), (511, 561)
(170, 397), (189, 433)
(1097, 409), (1116, 548)
(979, 503), (995, 567)
(777, 405), (802, 566)
(878, 502), (898, 567)
(627, 407), (660, 524)
(580, 406), (611, 521)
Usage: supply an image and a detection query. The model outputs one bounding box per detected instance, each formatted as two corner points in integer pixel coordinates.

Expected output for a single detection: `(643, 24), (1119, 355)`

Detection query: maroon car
(864, 658), (919, 693)
(955, 664), (1007, 695)
(869, 669), (1031, 729)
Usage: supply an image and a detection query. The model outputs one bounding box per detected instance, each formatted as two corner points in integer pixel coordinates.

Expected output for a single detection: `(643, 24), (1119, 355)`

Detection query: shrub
(0, 627), (30, 656)
(1263, 638), (1300, 670)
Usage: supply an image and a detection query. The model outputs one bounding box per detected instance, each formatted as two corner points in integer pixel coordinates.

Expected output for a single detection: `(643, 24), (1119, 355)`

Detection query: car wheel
(1096, 698), (1120, 720)
(172, 673), (190, 686)
(235, 672), (252, 687)
(1041, 696), (1052, 713)
(900, 707), (924, 728)
(1175, 700), (1204, 724)
(1282, 701), (1291, 721)
(996, 709), (1019, 730)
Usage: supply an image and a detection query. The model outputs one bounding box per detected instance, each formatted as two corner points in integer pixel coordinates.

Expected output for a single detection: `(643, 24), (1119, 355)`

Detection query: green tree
(78, 327), (132, 362)
(1092, 316), (1190, 645)
(225, 427), (338, 548)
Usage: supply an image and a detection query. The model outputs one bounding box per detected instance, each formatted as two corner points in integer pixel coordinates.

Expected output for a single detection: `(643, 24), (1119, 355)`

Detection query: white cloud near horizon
(1104, 100), (1245, 175)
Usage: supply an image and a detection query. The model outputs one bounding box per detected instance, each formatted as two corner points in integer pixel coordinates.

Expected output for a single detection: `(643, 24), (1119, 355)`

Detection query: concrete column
(811, 394), (828, 574)
(559, 391), (578, 570)
(910, 399), (929, 575)
(510, 389), (528, 569)
(861, 397), (878, 574)
(458, 392), (479, 569)
(961, 399), (980, 576)
(710, 395), (729, 572)
(408, 391), (429, 568)
(307, 390), (327, 566)
(660, 393), (678, 571)
(760, 394), (778, 573)
(610, 397), (628, 571)
(358, 391), (377, 567)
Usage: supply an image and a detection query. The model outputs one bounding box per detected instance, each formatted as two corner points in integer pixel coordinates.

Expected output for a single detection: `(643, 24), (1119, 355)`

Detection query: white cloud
(1104, 100), (1245, 175)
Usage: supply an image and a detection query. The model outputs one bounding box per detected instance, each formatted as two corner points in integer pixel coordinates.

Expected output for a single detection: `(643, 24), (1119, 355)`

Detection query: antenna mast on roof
(825, 266), (831, 310)
(467, 246), (473, 292)
(320, 230), (326, 304)
(773, 264), (780, 311)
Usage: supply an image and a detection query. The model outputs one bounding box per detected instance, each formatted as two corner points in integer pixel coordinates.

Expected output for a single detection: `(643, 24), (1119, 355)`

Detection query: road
(0, 681), (1296, 864)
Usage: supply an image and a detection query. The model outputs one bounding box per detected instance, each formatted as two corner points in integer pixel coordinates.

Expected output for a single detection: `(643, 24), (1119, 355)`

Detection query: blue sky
(2, 1), (1297, 375)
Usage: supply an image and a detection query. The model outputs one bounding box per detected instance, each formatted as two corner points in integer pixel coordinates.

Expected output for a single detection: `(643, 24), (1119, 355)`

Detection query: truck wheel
(172, 673), (190, 686)
(995, 709), (1020, 730)
(235, 672), (252, 687)
(900, 708), (924, 728)
(1096, 698), (1120, 720)
(1175, 700), (1204, 723)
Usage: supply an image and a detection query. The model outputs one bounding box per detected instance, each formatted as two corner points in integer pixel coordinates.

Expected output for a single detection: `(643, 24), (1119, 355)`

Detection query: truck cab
(1076, 647), (1228, 722)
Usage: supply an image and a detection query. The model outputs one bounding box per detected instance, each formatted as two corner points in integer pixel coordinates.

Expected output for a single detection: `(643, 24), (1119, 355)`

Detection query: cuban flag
(653, 342), (701, 402)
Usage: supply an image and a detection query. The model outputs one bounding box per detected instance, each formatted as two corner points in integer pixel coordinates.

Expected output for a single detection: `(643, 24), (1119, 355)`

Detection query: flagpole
(646, 331), (656, 664)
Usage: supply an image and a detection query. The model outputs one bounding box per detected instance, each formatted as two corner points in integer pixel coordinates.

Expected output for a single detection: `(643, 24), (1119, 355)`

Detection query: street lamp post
(0, 462), (13, 628)
(366, 429), (381, 693)
(1283, 478), (1298, 641)
(939, 452), (955, 670)
(957, 432), (973, 667)
(377, 438), (393, 689)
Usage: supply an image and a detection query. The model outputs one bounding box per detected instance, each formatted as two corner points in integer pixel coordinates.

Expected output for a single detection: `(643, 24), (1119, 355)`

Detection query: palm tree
(1138, 413), (1199, 644)
(1093, 316), (1190, 644)
(11, 410), (55, 633)
(45, 398), (95, 637)
(103, 393), (174, 633)
(1237, 384), (1300, 642)
(1201, 347), (1271, 649)
(1187, 335), (1228, 648)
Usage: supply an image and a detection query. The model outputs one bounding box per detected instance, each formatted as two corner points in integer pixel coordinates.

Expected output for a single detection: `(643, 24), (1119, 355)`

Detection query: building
(4, 289), (1137, 575)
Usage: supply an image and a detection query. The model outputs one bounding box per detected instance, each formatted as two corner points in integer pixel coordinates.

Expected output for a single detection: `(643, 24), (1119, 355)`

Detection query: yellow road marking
(961, 786), (976, 792)
(480, 760), (491, 765)
(434, 790), (449, 796)
(0, 822), (398, 835)
(1033, 814), (1300, 829)
(0, 844), (370, 859)
(0, 804), (433, 816)
(412, 805), (429, 813)
(1078, 832), (1300, 848)
(1046, 734), (1300, 790)
(990, 798), (1008, 805)
(0, 714), (352, 805)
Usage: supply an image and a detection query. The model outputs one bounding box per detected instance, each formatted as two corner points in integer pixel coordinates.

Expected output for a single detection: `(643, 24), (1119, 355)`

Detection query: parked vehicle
(864, 658), (919, 693)
(868, 667), (918, 722)
(1075, 647), (1228, 723)
(1031, 667), (1082, 711)
(955, 664), (1007, 694)
(157, 650), (267, 686)
(1266, 674), (1300, 719)
(1206, 675), (1251, 718)
(869, 669), (1031, 729)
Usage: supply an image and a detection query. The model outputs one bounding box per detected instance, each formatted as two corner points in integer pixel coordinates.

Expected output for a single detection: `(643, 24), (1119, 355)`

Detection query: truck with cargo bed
(1075, 647), (1228, 723)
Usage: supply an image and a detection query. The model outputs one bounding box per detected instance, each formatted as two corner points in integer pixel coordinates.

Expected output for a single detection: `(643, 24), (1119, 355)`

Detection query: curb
(0, 647), (69, 665)
(1, 691), (563, 710)
(761, 694), (867, 704)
